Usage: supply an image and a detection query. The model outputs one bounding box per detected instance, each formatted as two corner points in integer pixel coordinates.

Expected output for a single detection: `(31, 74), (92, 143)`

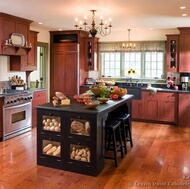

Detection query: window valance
(99, 41), (166, 52)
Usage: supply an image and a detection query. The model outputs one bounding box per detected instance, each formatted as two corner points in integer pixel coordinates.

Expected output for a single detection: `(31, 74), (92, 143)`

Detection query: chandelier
(122, 29), (136, 49)
(74, 10), (112, 38)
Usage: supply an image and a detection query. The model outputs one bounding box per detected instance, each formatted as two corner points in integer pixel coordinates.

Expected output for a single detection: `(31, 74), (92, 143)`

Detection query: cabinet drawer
(33, 91), (46, 98)
(37, 136), (64, 170)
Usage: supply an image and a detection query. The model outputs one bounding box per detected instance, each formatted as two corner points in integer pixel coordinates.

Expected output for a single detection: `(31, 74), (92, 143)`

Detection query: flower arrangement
(167, 76), (178, 90)
(127, 68), (136, 76)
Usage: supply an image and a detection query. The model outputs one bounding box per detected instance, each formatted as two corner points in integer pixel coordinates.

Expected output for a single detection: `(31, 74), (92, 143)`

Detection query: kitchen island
(36, 94), (133, 176)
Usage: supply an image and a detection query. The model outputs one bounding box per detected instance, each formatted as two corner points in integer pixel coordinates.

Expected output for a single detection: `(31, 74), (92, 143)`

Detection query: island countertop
(36, 94), (134, 114)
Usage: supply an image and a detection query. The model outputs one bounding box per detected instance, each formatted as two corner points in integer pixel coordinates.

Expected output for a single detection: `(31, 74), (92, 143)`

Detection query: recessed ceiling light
(38, 22), (43, 25)
(180, 6), (186, 9)
(58, 29), (63, 31)
(182, 13), (187, 16)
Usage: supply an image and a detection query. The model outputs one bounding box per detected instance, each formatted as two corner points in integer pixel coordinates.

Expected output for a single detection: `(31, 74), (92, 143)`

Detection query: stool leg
(117, 125), (124, 158)
(121, 121), (127, 154)
(112, 130), (118, 167)
(126, 120), (133, 147)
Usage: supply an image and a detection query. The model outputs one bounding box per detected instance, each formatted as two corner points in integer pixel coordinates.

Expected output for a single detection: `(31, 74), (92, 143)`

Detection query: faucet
(129, 77), (132, 87)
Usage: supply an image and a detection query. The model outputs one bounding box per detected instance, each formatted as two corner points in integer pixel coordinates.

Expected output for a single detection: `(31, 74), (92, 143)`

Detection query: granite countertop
(36, 94), (134, 114)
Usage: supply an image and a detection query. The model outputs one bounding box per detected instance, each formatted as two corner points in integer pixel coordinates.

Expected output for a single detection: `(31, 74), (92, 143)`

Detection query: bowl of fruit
(97, 97), (110, 103)
(111, 86), (127, 98)
(85, 101), (100, 109)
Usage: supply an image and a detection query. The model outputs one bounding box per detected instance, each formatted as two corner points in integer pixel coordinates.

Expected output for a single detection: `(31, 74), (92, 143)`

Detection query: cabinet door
(84, 37), (99, 71)
(143, 91), (160, 120)
(37, 136), (64, 170)
(132, 99), (143, 119)
(179, 28), (190, 72)
(32, 91), (47, 128)
(160, 92), (176, 123)
(166, 35), (179, 72)
(178, 93), (190, 127)
(50, 48), (78, 98)
(0, 97), (3, 139)
(16, 21), (30, 43)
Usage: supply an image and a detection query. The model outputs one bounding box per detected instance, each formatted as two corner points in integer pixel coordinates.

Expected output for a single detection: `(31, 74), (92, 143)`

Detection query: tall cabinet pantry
(50, 31), (89, 98)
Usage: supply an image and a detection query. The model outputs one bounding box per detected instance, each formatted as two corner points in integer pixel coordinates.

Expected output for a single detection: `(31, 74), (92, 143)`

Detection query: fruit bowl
(85, 101), (100, 108)
(90, 87), (102, 96)
(97, 97), (110, 103)
(111, 87), (127, 98)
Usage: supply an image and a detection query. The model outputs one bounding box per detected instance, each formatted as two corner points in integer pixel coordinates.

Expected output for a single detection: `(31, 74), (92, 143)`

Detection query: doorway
(29, 42), (48, 89)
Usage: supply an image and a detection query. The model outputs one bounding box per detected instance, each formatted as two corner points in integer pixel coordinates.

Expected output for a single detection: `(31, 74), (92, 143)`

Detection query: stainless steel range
(3, 91), (33, 140)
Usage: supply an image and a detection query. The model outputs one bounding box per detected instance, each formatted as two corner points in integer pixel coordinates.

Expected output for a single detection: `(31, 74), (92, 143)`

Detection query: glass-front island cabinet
(36, 95), (133, 176)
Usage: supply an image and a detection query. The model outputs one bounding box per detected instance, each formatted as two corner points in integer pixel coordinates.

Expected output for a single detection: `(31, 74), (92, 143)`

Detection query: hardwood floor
(0, 122), (190, 189)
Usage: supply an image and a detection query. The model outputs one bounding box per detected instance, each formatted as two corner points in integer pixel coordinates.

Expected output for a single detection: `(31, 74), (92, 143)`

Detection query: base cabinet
(37, 108), (104, 176)
(132, 99), (143, 119)
(178, 93), (190, 127)
(132, 90), (177, 124)
(0, 97), (3, 140)
(32, 90), (47, 128)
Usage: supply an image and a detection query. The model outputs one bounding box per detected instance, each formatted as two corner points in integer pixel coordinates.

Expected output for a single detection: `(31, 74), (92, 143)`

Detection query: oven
(3, 91), (33, 141)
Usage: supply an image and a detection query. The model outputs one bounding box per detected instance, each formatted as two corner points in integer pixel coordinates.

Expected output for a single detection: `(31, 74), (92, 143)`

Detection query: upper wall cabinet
(84, 37), (99, 71)
(166, 34), (179, 72)
(178, 27), (190, 73)
(10, 30), (38, 71)
(0, 12), (32, 56)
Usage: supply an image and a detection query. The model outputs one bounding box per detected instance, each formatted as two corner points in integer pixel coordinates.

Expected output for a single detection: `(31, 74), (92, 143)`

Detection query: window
(99, 41), (166, 79)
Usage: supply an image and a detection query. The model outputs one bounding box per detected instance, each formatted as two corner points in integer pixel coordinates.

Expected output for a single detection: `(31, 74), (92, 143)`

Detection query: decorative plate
(11, 33), (25, 47)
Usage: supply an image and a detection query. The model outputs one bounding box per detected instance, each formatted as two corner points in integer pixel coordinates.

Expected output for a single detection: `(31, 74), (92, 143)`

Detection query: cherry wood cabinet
(50, 31), (89, 98)
(0, 12), (32, 55)
(132, 90), (177, 124)
(32, 90), (47, 128)
(159, 92), (177, 123)
(132, 99), (143, 119)
(10, 30), (38, 71)
(84, 37), (99, 71)
(178, 27), (190, 73)
(178, 93), (190, 127)
(50, 44), (78, 97)
(0, 97), (3, 140)
(21, 30), (38, 71)
(143, 91), (160, 120)
(166, 34), (179, 72)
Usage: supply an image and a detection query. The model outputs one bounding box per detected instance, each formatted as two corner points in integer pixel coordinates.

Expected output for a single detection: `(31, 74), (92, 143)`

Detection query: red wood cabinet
(50, 44), (78, 97)
(132, 90), (177, 124)
(21, 30), (38, 71)
(178, 27), (190, 72)
(178, 93), (190, 127)
(132, 99), (143, 119)
(0, 12), (32, 55)
(143, 91), (160, 120)
(84, 37), (99, 71)
(0, 97), (3, 140)
(10, 30), (38, 71)
(50, 31), (89, 99)
(166, 34), (179, 72)
(159, 92), (177, 123)
(32, 90), (47, 128)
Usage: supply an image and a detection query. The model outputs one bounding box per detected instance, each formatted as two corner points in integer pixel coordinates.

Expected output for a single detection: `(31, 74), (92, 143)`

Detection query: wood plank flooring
(0, 122), (190, 189)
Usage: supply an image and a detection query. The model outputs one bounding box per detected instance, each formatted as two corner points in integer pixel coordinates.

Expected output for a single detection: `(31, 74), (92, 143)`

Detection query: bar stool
(113, 114), (133, 154)
(105, 120), (124, 167)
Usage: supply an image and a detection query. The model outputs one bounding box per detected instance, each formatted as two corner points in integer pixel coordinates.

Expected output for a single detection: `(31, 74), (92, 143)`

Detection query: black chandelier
(74, 10), (112, 38)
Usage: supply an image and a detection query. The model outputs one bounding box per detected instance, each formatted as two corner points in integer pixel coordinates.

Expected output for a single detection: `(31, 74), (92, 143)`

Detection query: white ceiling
(0, 0), (190, 32)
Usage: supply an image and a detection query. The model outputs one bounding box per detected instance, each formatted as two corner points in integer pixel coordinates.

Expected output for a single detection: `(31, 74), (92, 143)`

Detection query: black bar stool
(113, 114), (133, 154)
(105, 120), (124, 167)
